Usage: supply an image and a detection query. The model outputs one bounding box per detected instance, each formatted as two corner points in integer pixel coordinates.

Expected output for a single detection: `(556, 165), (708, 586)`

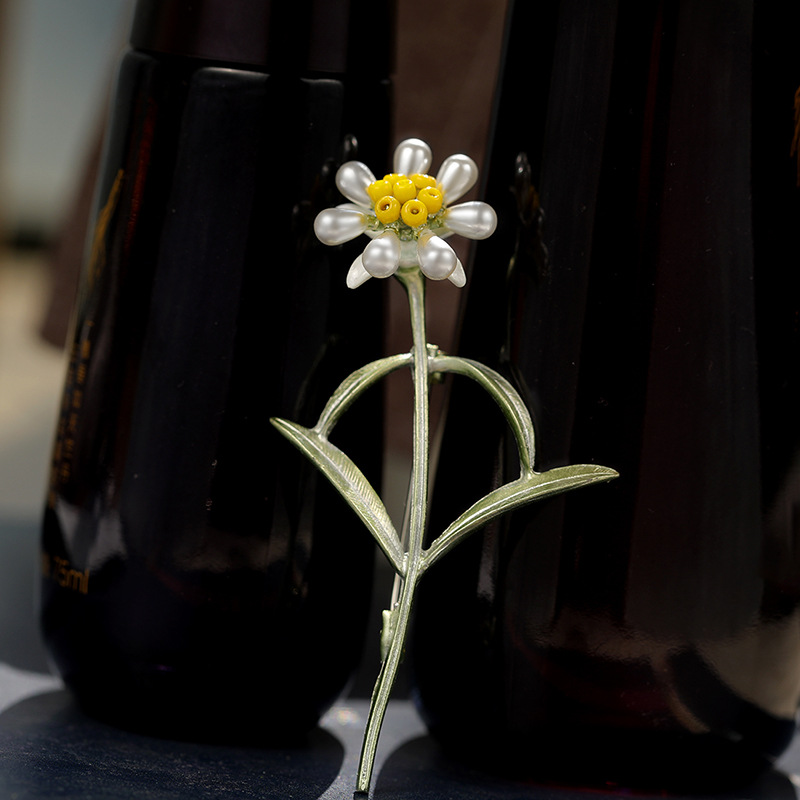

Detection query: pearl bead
(314, 208), (366, 245)
(436, 154), (478, 203)
(363, 232), (401, 278)
(448, 260), (467, 287)
(393, 138), (432, 176)
(336, 161), (375, 206)
(445, 201), (497, 240)
(346, 256), (371, 289)
(417, 234), (456, 280)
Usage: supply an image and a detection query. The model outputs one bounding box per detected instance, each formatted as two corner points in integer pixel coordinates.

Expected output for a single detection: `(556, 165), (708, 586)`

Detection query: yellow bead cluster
(367, 173), (444, 228)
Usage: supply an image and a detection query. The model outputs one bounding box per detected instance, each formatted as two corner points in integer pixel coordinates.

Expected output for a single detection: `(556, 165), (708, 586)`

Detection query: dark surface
(0, 689), (346, 800)
(2, 687), (800, 800)
(3, 515), (800, 798)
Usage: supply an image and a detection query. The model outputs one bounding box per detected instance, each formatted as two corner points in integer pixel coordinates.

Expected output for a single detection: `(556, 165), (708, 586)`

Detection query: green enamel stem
(356, 269), (429, 794)
(399, 268), (430, 593)
(356, 555), (419, 793)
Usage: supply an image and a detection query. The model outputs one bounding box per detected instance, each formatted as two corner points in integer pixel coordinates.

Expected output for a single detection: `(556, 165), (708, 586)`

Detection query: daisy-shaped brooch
(314, 137), (497, 288)
(272, 137), (617, 795)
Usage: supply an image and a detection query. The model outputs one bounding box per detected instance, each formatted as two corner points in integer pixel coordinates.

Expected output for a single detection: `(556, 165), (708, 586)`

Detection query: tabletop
(2, 508), (800, 799)
(2, 661), (800, 800)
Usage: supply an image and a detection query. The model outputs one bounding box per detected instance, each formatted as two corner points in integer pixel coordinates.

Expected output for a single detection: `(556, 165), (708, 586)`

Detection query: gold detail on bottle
(47, 170), (124, 505)
(41, 552), (89, 595)
(87, 169), (124, 287)
(47, 321), (94, 506)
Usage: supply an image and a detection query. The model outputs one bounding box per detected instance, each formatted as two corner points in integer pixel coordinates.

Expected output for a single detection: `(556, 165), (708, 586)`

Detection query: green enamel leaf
(315, 353), (411, 437)
(422, 464), (618, 572)
(270, 418), (405, 576)
(430, 354), (537, 472)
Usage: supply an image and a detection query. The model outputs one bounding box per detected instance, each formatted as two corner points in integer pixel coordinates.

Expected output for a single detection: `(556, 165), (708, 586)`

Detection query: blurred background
(0, 0), (132, 675)
(0, 0), (507, 687)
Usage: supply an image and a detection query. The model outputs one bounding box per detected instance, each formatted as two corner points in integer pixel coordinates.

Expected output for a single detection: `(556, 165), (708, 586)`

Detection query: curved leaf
(271, 418), (405, 576)
(315, 353), (412, 437)
(430, 354), (537, 472)
(421, 464), (618, 572)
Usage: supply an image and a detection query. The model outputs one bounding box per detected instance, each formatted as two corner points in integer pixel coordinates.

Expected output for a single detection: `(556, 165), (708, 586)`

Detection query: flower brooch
(273, 136), (618, 794)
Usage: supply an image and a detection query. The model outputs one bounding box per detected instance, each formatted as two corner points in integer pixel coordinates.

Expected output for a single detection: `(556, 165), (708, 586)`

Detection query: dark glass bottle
(413, 0), (800, 790)
(41, 0), (393, 742)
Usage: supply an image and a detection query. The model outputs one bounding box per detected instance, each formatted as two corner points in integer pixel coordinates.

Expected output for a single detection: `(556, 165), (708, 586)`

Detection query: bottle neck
(129, 0), (395, 76)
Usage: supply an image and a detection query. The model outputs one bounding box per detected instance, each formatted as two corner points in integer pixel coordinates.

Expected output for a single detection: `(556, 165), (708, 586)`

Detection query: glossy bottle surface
(412, 0), (800, 789)
(41, 26), (390, 741)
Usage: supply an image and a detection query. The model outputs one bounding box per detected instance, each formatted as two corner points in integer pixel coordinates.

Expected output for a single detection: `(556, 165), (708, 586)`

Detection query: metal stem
(356, 269), (429, 794)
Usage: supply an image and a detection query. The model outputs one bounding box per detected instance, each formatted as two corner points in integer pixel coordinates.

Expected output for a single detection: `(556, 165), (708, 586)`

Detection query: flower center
(366, 173), (445, 238)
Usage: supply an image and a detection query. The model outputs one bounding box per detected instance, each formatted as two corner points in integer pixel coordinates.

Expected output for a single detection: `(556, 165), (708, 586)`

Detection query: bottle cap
(129, 0), (394, 76)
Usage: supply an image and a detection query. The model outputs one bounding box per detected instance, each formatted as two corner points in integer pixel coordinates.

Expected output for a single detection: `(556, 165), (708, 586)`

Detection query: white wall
(0, 0), (131, 237)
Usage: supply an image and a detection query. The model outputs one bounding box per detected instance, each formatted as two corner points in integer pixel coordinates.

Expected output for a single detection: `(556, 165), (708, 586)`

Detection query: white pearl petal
(447, 259), (467, 287)
(362, 231), (401, 278)
(314, 208), (367, 245)
(393, 138), (432, 176)
(445, 201), (497, 240)
(436, 154), (478, 203)
(336, 160), (375, 206)
(346, 256), (372, 289)
(417, 234), (457, 281)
